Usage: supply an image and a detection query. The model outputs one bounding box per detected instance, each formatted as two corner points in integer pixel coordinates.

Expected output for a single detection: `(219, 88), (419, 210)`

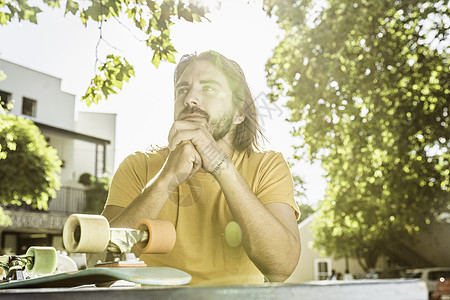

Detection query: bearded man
(101, 51), (301, 285)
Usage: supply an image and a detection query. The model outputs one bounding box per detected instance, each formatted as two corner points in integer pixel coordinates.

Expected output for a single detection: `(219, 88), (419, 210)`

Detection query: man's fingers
(168, 125), (178, 150)
(168, 128), (206, 151)
(168, 121), (206, 147)
(188, 151), (202, 180)
(168, 121), (203, 138)
(168, 130), (191, 151)
(162, 141), (202, 188)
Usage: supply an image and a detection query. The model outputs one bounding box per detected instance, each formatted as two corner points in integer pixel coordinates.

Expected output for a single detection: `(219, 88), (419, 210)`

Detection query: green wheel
(25, 246), (57, 274)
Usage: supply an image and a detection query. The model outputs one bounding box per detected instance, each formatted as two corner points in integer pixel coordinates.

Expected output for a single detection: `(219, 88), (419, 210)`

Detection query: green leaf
(81, 56), (134, 105)
(43, 0), (61, 9)
(65, 0), (79, 15)
(152, 52), (161, 68)
(84, 2), (103, 21)
(167, 52), (176, 64)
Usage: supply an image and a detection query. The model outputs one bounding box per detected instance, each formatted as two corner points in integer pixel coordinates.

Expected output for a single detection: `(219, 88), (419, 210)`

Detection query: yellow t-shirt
(106, 148), (299, 285)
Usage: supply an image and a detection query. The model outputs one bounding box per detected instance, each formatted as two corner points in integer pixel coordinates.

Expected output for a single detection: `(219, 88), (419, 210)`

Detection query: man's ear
(233, 111), (245, 125)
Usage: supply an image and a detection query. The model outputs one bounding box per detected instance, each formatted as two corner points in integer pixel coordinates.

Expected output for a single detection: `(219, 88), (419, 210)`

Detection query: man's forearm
(105, 142), (201, 228)
(107, 172), (175, 228)
(213, 162), (301, 282)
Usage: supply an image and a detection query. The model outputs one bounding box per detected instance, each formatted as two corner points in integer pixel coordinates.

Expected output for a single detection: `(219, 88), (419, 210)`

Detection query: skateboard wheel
(63, 214), (110, 253)
(134, 219), (176, 254)
(25, 247), (57, 274)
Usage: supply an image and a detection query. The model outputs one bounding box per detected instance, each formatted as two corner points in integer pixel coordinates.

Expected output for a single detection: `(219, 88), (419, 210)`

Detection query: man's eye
(178, 87), (189, 95)
(203, 86), (216, 93)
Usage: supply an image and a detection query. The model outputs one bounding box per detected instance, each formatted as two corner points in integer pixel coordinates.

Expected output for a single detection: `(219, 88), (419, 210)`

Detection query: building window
(0, 90), (12, 111)
(314, 258), (332, 280)
(22, 97), (37, 117)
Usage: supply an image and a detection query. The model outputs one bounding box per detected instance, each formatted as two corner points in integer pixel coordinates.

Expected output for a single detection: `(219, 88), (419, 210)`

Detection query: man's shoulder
(121, 146), (169, 167)
(238, 150), (287, 169)
(245, 149), (284, 161)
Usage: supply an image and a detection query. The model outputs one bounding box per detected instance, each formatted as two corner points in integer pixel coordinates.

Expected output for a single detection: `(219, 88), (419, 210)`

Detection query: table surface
(0, 279), (428, 300)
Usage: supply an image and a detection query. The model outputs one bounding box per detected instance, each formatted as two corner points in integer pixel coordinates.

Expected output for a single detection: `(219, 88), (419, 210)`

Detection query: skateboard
(0, 214), (191, 289)
(0, 266), (191, 289)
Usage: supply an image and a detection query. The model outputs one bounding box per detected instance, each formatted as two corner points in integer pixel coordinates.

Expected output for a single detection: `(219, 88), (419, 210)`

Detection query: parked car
(358, 267), (407, 279)
(430, 277), (450, 300)
(405, 267), (450, 299)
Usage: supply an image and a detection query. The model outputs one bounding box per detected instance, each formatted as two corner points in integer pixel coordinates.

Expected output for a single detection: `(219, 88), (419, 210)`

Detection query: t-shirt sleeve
(106, 151), (165, 208)
(255, 152), (300, 220)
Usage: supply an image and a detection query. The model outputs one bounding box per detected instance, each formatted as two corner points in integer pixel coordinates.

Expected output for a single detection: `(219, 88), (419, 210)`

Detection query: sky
(0, 0), (326, 206)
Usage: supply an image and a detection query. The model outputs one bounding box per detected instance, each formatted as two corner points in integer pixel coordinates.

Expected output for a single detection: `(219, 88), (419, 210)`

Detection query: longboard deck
(0, 267), (191, 289)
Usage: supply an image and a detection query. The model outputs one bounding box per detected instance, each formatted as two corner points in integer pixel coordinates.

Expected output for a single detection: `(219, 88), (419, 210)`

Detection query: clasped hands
(161, 121), (228, 187)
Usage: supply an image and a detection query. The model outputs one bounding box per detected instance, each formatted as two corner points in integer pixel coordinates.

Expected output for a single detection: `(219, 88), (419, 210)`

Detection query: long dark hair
(174, 50), (265, 154)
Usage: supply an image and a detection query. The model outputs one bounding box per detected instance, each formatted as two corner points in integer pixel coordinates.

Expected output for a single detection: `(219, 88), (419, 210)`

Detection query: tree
(78, 173), (110, 214)
(292, 174), (315, 223)
(297, 203), (315, 224)
(265, 0), (449, 270)
(0, 0), (207, 105)
(0, 113), (62, 212)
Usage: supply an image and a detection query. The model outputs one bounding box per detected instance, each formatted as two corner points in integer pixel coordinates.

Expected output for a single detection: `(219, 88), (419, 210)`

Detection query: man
(102, 51), (300, 285)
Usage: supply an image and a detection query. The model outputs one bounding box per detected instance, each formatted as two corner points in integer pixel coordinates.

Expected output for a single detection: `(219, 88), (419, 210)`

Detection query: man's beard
(178, 106), (234, 141)
(208, 111), (234, 141)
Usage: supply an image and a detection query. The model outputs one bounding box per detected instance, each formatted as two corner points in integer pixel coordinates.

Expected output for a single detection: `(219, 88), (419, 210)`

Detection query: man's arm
(214, 161), (300, 282)
(168, 121), (301, 282)
(103, 141), (202, 227)
(102, 172), (173, 227)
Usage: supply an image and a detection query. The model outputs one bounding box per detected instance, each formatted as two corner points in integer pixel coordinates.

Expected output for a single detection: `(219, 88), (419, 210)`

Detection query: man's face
(174, 60), (237, 141)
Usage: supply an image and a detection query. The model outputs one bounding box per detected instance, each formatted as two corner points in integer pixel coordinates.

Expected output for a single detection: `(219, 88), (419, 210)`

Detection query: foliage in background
(297, 203), (315, 224)
(265, 0), (449, 270)
(0, 113), (62, 212)
(78, 173), (110, 214)
(0, 207), (11, 226)
(292, 174), (315, 223)
(0, 0), (208, 105)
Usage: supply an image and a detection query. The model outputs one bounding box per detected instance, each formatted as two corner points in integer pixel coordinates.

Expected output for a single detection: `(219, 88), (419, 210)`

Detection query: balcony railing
(2, 186), (88, 215)
(48, 186), (87, 214)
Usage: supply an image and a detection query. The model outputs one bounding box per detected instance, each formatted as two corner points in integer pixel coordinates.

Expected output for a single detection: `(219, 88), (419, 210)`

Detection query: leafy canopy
(78, 173), (111, 214)
(0, 0), (208, 105)
(265, 0), (449, 269)
(0, 113), (62, 211)
(292, 174), (316, 223)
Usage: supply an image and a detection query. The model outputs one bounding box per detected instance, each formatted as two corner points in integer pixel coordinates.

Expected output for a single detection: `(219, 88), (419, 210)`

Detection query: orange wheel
(134, 219), (176, 254)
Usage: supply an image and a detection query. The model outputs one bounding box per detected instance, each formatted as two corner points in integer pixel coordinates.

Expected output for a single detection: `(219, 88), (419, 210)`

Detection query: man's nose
(184, 88), (200, 107)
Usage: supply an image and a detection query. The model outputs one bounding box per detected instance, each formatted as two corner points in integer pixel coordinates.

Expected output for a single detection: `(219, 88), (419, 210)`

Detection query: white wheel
(25, 246), (57, 274)
(63, 214), (110, 253)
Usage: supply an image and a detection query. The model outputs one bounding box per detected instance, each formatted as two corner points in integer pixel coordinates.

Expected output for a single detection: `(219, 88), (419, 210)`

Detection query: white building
(0, 58), (116, 254)
(286, 214), (366, 282)
(286, 213), (450, 283)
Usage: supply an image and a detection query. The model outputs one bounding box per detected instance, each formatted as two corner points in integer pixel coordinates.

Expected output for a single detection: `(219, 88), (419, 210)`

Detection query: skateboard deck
(0, 267), (191, 289)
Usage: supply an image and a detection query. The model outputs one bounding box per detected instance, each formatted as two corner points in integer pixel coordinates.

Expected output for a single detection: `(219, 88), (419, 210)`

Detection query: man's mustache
(179, 106), (210, 120)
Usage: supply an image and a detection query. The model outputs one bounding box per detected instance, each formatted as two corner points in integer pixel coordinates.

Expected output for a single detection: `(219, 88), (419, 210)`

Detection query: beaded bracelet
(211, 154), (228, 176)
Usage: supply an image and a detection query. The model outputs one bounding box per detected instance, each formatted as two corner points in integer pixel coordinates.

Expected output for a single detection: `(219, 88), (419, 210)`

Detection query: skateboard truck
(96, 228), (149, 267)
(0, 255), (28, 281)
(0, 247), (57, 282)
(63, 214), (176, 268)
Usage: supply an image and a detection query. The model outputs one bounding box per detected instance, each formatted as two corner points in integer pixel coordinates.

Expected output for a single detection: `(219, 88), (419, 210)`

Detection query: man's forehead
(176, 60), (228, 85)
